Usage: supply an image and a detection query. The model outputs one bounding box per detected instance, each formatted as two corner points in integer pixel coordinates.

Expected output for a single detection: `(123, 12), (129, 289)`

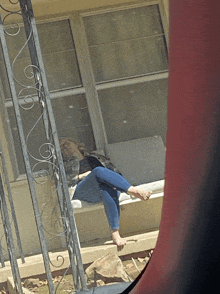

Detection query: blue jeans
(74, 167), (131, 230)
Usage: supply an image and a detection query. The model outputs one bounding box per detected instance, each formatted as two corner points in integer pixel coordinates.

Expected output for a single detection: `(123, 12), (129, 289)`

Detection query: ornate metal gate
(0, 0), (87, 293)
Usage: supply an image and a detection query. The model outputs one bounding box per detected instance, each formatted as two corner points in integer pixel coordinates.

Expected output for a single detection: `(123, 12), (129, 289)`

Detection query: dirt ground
(0, 250), (153, 294)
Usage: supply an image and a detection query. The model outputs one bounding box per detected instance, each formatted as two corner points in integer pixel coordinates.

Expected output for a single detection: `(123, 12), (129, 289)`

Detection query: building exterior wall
(2, 0), (168, 17)
(0, 0), (169, 258)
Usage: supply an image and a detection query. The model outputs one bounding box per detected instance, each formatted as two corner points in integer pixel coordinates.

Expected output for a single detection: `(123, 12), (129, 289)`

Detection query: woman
(60, 138), (152, 246)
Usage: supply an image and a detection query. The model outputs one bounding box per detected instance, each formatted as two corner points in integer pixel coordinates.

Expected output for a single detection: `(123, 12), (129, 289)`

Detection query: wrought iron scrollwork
(0, 1), (87, 293)
(0, 0), (21, 36)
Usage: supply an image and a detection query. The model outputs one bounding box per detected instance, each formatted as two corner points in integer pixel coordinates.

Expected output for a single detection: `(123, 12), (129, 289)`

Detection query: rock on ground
(85, 252), (129, 285)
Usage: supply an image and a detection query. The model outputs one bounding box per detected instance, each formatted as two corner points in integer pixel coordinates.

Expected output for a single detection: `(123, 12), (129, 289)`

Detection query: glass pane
(98, 79), (168, 144)
(43, 51), (81, 91)
(7, 102), (48, 175)
(7, 94), (96, 175)
(0, 19), (82, 98)
(83, 4), (168, 82)
(89, 36), (168, 82)
(0, 58), (11, 98)
(84, 5), (163, 45)
(51, 95), (96, 152)
(38, 20), (82, 91)
(37, 20), (76, 54)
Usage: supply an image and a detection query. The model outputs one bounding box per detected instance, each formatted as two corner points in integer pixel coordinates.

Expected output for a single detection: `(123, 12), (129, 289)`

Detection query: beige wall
(2, 0), (169, 19)
(0, 102), (14, 182)
(0, 175), (64, 259)
(0, 0), (169, 258)
(163, 0), (169, 18)
(75, 197), (163, 245)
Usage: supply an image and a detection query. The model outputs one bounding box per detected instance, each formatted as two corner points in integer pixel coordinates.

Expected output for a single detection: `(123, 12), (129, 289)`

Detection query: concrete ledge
(71, 180), (165, 211)
(74, 191), (163, 243)
(0, 231), (159, 283)
(69, 180), (164, 245)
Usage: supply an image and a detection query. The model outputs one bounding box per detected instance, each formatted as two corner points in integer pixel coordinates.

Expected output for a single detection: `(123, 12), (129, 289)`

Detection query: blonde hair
(59, 137), (89, 160)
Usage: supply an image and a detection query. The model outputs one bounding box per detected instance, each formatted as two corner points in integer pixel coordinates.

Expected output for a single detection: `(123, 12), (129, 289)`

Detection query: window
(83, 5), (168, 82)
(82, 3), (168, 144)
(97, 79), (168, 143)
(0, 1), (168, 176)
(1, 20), (96, 175)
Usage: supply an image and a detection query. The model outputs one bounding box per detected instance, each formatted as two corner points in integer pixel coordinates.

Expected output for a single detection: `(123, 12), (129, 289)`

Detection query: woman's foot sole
(127, 187), (152, 201)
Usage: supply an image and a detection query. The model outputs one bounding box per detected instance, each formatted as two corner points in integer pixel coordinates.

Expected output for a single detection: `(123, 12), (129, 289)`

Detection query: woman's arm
(78, 170), (91, 180)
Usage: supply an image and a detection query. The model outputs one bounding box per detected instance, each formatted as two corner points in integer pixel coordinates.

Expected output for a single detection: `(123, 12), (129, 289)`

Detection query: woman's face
(71, 143), (84, 160)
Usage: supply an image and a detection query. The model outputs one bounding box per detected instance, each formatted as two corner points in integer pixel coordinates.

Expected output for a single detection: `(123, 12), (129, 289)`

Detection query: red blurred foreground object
(122, 0), (220, 293)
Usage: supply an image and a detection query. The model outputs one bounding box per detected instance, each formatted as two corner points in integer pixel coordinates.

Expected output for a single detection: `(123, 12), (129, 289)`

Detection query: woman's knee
(92, 166), (105, 175)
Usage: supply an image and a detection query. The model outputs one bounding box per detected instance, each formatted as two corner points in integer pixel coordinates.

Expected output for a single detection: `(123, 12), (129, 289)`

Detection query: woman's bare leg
(127, 186), (152, 201)
(112, 230), (127, 246)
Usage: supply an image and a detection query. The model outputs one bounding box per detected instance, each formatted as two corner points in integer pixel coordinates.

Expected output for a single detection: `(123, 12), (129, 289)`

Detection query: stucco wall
(0, 0), (169, 258)
(2, 0), (169, 18)
(0, 175), (64, 259)
(163, 0), (169, 18)
(0, 102), (14, 182)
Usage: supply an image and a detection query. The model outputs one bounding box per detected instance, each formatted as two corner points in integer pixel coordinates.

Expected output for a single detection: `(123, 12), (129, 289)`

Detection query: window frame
(73, 0), (169, 146)
(1, 0), (169, 179)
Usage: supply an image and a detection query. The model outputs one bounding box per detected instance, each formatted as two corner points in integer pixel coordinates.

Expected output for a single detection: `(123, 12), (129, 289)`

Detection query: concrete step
(0, 230), (159, 283)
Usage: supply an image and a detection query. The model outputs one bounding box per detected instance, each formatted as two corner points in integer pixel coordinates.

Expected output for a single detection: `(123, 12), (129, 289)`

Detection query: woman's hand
(78, 170), (91, 180)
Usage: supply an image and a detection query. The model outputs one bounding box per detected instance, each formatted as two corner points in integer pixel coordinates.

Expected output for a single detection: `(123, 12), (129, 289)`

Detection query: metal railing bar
(19, 0), (81, 289)
(0, 9), (55, 294)
(29, 6), (87, 290)
(29, 15), (87, 291)
(17, 0), (87, 291)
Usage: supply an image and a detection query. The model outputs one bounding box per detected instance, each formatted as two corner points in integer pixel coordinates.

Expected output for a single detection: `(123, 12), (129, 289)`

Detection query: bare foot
(112, 230), (127, 246)
(127, 186), (152, 201)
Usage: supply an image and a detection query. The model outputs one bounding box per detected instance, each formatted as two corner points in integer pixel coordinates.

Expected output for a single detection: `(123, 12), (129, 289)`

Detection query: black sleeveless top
(79, 156), (104, 175)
